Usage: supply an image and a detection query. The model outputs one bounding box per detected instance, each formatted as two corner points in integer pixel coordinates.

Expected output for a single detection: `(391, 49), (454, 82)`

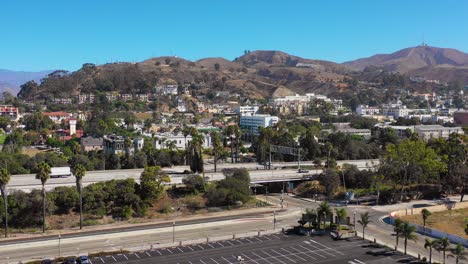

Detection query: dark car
(297, 168), (309, 173)
(77, 256), (90, 264)
(41, 260), (53, 264)
(63, 257), (77, 264)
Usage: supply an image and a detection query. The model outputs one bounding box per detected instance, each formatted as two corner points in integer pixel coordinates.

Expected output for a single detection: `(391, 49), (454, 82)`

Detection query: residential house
(80, 137), (104, 152)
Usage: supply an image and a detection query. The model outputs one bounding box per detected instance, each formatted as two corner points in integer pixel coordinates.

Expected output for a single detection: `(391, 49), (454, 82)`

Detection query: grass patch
(0, 134), (6, 145)
(399, 207), (468, 238)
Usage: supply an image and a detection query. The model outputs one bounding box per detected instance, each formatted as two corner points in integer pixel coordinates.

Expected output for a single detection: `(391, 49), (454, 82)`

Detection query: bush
(183, 195), (205, 212)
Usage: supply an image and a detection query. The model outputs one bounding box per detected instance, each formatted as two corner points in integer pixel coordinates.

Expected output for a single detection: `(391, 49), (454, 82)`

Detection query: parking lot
(87, 233), (416, 264)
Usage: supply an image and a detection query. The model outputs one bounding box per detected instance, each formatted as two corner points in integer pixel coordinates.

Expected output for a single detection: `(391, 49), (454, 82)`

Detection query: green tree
(435, 237), (450, 264)
(182, 126), (197, 165)
(210, 131), (223, 173)
(401, 221), (417, 255)
(0, 168), (10, 237)
(139, 166), (170, 203)
(421, 208), (432, 230)
(303, 208), (318, 229)
(319, 169), (340, 200)
(182, 175), (206, 193)
(393, 218), (404, 247)
(357, 212), (371, 240)
(424, 238), (437, 264)
(35, 162), (51, 233)
(317, 201), (332, 229)
(188, 133), (205, 174)
(225, 125), (240, 163)
(449, 243), (466, 264)
(71, 163), (86, 229)
(335, 208), (347, 231)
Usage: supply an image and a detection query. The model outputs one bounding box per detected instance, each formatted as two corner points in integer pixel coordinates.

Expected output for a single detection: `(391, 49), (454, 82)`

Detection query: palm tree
(210, 131), (222, 173)
(71, 163), (86, 230)
(304, 208), (318, 229)
(421, 208), (431, 231)
(335, 208), (347, 231)
(317, 201), (332, 229)
(166, 140), (177, 151)
(435, 237), (450, 264)
(393, 218), (404, 247)
(183, 126), (196, 165)
(448, 243), (466, 264)
(0, 168), (11, 238)
(225, 125), (240, 163)
(401, 221), (417, 255)
(424, 238), (437, 263)
(36, 162), (51, 233)
(357, 212), (371, 240)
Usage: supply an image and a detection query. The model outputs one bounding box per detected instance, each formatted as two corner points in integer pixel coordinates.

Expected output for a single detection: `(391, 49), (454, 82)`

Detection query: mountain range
(3, 46), (468, 100)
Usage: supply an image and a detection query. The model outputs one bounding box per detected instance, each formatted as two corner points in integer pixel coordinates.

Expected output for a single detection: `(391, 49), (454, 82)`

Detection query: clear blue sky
(2, 0), (467, 71)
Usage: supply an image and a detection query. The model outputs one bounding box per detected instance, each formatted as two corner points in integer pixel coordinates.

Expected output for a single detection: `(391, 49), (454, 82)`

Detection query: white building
(414, 125), (464, 141)
(356, 105), (380, 116)
(155, 85), (178, 96)
(153, 133), (212, 150)
(383, 106), (409, 119)
(240, 114), (279, 135)
(234, 105), (259, 116)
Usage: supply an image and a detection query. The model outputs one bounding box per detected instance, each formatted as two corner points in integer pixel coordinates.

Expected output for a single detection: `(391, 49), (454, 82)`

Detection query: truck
(50, 167), (72, 178)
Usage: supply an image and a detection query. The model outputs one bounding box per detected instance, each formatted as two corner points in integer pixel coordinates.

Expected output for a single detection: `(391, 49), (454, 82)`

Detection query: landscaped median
(388, 200), (468, 247)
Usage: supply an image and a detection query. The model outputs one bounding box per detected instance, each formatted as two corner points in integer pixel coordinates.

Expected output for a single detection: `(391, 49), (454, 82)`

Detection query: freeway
(9, 159), (378, 192)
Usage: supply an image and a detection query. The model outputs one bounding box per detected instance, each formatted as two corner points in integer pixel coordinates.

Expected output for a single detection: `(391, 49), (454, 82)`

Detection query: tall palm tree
(210, 131), (222, 173)
(71, 163), (86, 230)
(393, 218), (404, 247)
(335, 208), (347, 231)
(36, 162), (51, 233)
(421, 208), (432, 231)
(317, 201), (331, 229)
(0, 168), (11, 238)
(357, 212), (371, 240)
(424, 238), (437, 264)
(449, 243), (466, 264)
(401, 221), (417, 255)
(234, 126), (241, 163)
(304, 208), (318, 229)
(183, 126), (196, 165)
(225, 125), (240, 163)
(435, 237), (451, 264)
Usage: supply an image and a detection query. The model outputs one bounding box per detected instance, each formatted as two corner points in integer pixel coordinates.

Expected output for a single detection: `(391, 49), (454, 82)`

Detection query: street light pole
(273, 211), (277, 230)
(58, 233), (61, 257)
(353, 212), (356, 232)
(172, 222), (175, 243)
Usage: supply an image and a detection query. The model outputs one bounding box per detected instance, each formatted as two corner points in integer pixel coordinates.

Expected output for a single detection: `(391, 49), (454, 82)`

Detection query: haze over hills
(343, 45), (468, 82)
(0, 69), (53, 96)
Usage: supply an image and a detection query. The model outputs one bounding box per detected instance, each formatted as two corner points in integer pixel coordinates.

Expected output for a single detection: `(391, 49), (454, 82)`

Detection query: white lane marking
(197, 244), (204, 250)
(178, 247), (184, 253)
(241, 253), (260, 264)
(167, 248), (173, 254)
(310, 239), (345, 255)
(188, 245), (194, 251)
(354, 259), (366, 264)
(99, 257), (105, 263)
(297, 244), (326, 258)
(111, 256), (117, 262)
(245, 238), (254, 243)
(156, 250), (162, 255)
(226, 240), (235, 246)
(253, 237), (262, 242)
(280, 248), (307, 262)
(348, 261), (357, 264)
(207, 243), (215, 248)
(262, 236), (271, 240)
(270, 249), (296, 263)
(210, 257), (220, 264)
(146, 251), (151, 257)
(89, 260), (93, 264)
(122, 254), (129, 260)
(286, 247), (317, 260)
(200, 259), (207, 264)
(263, 250), (290, 264)
(134, 253), (140, 259)
(217, 242), (225, 247)
(272, 235), (281, 239)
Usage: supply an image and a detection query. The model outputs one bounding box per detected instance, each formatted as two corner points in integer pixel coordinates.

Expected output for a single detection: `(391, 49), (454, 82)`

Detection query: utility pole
(268, 143), (272, 170)
(280, 190), (284, 209)
(58, 233), (61, 257)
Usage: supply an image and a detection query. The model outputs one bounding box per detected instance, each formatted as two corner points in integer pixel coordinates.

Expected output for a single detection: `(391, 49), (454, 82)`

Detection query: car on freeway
(77, 256), (90, 264)
(297, 168), (309, 173)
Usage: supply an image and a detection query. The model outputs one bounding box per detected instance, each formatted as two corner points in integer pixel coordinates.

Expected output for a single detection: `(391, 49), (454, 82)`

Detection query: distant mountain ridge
(343, 46), (468, 82)
(0, 69), (53, 96)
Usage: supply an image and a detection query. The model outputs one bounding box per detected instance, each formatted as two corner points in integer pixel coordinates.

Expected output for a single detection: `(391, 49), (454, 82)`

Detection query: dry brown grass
(399, 207), (468, 238)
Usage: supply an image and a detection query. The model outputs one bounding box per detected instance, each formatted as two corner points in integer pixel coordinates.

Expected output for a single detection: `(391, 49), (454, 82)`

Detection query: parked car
(77, 256), (90, 264)
(41, 260), (53, 264)
(297, 168), (309, 173)
(63, 257), (77, 264)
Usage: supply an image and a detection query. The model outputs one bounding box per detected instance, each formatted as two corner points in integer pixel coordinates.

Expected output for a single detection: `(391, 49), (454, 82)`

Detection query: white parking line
(188, 245), (195, 251)
(297, 244), (326, 258)
(310, 239), (345, 255)
(134, 252), (140, 259)
(111, 256), (117, 262)
(262, 250), (290, 264)
(262, 236), (271, 240)
(146, 251), (151, 257)
(178, 247), (184, 253)
(200, 259), (207, 264)
(286, 247), (317, 260)
(253, 237), (262, 242)
(305, 241), (335, 257)
(156, 250), (162, 255)
(167, 248), (173, 254)
(221, 256), (233, 264)
(197, 244), (204, 250)
(225, 240), (235, 246)
(272, 235), (281, 239)
(354, 259), (366, 264)
(250, 252), (274, 264)
(216, 242), (225, 247)
(89, 260), (93, 264)
(245, 238), (254, 243)
(210, 257), (220, 264)
(280, 248), (307, 262)
(241, 253), (260, 264)
(99, 257), (104, 263)
(270, 249), (296, 263)
(207, 243), (215, 248)
(122, 254), (129, 260)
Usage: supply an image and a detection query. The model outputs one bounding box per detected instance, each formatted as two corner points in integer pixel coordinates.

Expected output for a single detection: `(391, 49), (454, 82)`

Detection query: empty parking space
(89, 234), (411, 264)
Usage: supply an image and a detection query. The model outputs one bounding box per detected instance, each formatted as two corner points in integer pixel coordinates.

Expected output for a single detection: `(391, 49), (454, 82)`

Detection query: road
(9, 159), (378, 192)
